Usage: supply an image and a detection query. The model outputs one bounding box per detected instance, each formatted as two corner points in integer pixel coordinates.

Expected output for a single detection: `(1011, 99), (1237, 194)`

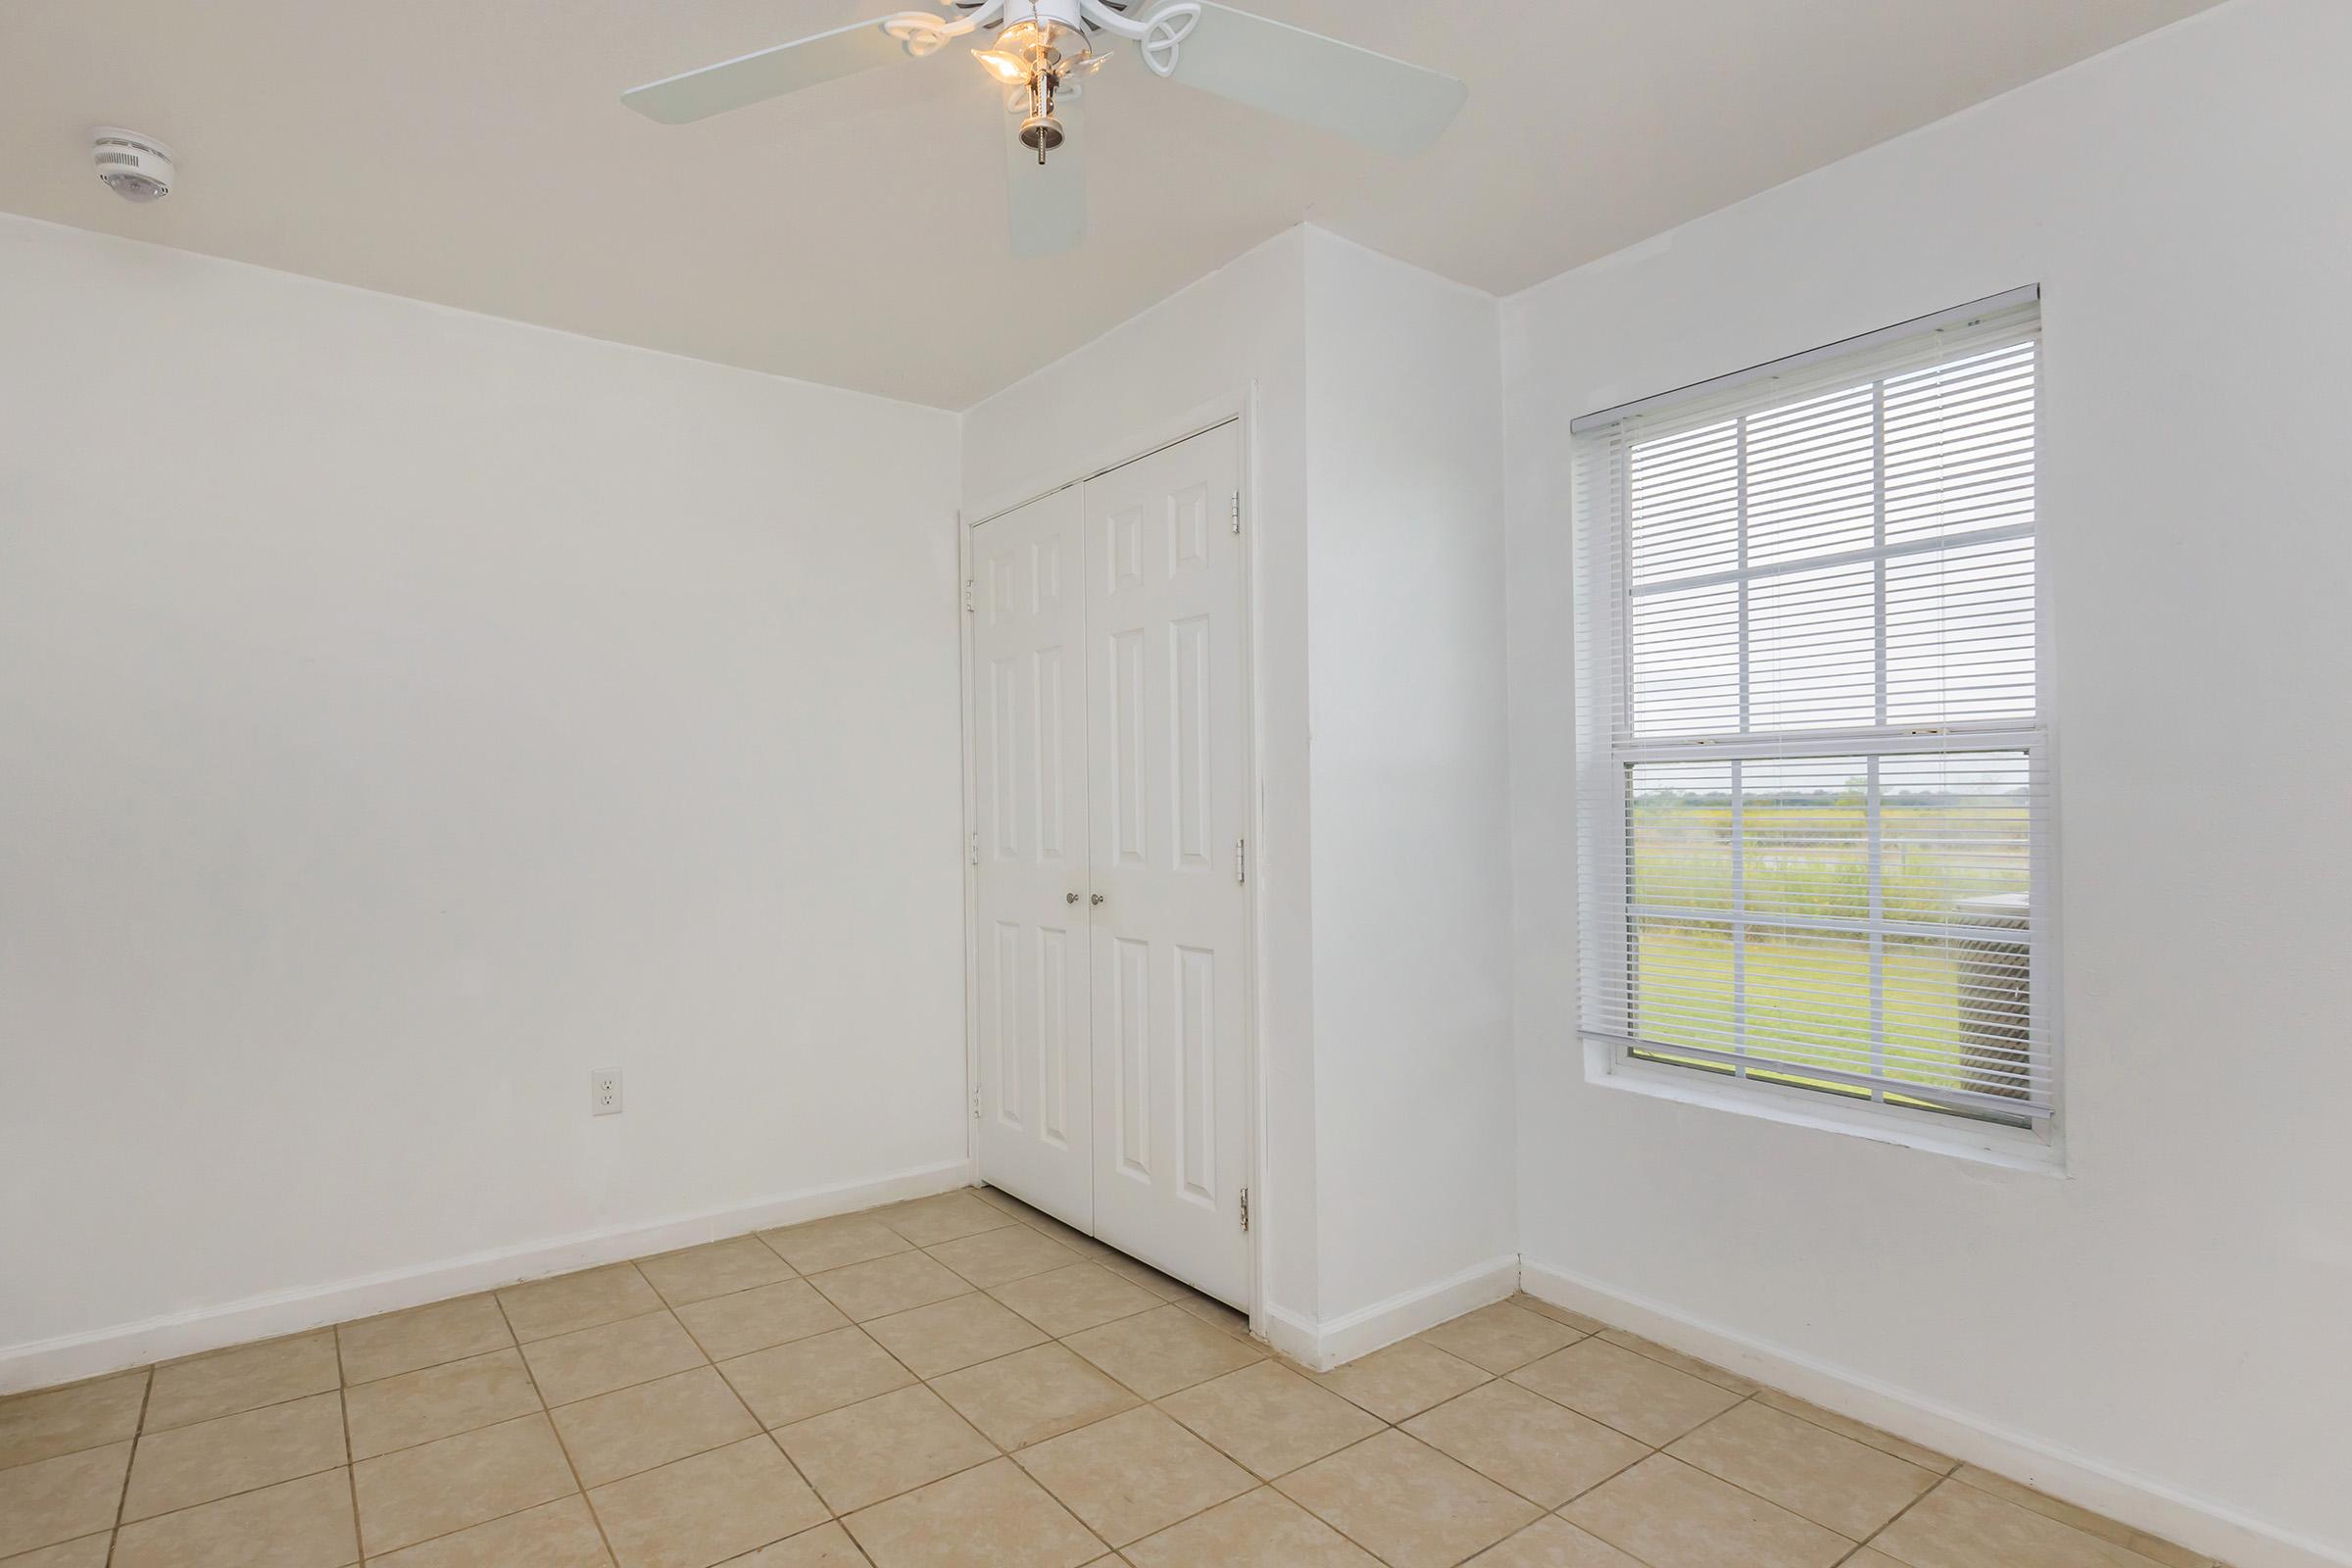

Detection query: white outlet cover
(591, 1070), (623, 1115)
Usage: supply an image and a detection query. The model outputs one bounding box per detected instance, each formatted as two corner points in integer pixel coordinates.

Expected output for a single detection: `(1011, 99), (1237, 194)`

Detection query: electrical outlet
(591, 1070), (623, 1116)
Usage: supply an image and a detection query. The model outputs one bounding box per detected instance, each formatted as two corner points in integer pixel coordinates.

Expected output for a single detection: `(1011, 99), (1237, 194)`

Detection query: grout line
(332, 1296), (519, 1391)
(20, 1191), (2214, 1568)
(0, 1398), (154, 1478)
(1595, 1331), (1762, 1396)
(1852, 1472), (1952, 1564)
(351, 1485), (592, 1565)
(93, 1452), (353, 1539)
(1745, 1386), (1960, 1474)
(98, 1367), (153, 1568)
(338, 1370), (363, 1568)
(121, 1379), (342, 1442)
(1630, 1407), (1886, 1552)
(1482, 1507), (1673, 1568)
(489, 1290), (618, 1568)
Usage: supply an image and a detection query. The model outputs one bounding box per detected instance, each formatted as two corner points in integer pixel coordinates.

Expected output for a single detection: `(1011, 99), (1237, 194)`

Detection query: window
(1572, 290), (2052, 1131)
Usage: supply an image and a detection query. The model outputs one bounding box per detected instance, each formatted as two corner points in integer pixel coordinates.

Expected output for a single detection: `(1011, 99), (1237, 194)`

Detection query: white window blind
(1573, 291), (2053, 1125)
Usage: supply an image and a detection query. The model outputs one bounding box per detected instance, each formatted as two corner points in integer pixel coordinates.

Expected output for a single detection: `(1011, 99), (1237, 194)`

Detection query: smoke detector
(92, 128), (174, 203)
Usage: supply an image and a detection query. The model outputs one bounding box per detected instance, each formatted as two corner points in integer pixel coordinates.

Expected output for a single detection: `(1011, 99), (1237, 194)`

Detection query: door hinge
(1239, 1187), (1250, 1232)
(1234, 837), (1247, 886)
(971, 1087), (981, 1121)
(1229, 493), (1242, 534)
(968, 831), (980, 866)
(963, 579), (975, 614)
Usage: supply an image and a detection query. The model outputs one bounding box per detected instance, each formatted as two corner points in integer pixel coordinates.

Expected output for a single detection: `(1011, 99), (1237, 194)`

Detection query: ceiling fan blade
(1006, 95), (1086, 258)
(1148, 3), (1467, 158)
(623, 16), (916, 125)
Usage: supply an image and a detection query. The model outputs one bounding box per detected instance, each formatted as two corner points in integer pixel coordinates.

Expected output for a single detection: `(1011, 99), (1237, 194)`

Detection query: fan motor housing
(1004, 0), (1086, 29)
(92, 127), (174, 203)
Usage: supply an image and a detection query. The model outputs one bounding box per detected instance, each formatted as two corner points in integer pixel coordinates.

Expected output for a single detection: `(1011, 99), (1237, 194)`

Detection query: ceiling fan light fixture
(1019, 107), (1066, 152)
(624, 0), (1472, 258)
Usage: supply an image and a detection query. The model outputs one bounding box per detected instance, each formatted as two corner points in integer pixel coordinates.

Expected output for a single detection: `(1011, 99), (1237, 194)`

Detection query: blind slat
(1576, 300), (2051, 1125)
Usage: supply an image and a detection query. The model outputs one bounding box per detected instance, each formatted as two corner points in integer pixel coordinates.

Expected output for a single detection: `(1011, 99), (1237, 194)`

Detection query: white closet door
(972, 486), (1095, 1231)
(1083, 423), (1252, 1306)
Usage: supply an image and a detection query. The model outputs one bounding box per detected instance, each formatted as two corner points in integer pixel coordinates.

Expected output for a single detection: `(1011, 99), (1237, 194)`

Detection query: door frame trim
(958, 388), (1268, 1338)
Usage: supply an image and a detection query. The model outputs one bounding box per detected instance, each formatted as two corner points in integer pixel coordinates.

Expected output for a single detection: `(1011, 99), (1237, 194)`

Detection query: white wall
(1302, 231), (1516, 1325)
(1502, 1), (2352, 1561)
(0, 216), (968, 1382)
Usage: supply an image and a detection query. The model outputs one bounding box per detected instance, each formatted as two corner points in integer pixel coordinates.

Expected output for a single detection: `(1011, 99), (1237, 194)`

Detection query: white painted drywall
(1503, 0), (2352, 1558)
(962, 229), (1325, 1324)
(1302, 231), (1517, 1322)
(0, 216), (967, 1367)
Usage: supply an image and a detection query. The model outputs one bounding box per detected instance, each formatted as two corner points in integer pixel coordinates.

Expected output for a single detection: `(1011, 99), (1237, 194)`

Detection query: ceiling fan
(621, 0), (1468, 258)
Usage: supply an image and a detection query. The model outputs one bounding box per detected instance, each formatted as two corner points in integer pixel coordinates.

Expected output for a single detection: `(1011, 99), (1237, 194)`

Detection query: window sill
(1583, 1037), (2068, 1176)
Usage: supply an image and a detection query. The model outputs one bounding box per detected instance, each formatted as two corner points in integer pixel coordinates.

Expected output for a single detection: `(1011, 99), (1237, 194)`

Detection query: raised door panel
(971, 486), (1093, 1231)
(1082, 423), (1251, 1307)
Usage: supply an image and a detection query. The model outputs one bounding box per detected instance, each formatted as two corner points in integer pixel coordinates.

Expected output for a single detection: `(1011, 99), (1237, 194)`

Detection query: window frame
(1571, 291), (2063, 1167)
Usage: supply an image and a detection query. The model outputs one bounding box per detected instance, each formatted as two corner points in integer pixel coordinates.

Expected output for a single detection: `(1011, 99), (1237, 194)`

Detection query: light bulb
(973, 48), (1032, 85)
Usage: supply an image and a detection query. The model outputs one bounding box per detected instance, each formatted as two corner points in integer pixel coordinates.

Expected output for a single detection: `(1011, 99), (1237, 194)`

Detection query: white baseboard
(0, 1158), (974, 1395)
(1521, 1258), (2348, 1568)
(1263, 1253), (1521, 1373)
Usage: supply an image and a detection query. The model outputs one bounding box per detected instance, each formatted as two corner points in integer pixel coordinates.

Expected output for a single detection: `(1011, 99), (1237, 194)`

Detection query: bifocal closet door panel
(971, 485), (1095, 1232)
(1082, 422), (1252, 1307)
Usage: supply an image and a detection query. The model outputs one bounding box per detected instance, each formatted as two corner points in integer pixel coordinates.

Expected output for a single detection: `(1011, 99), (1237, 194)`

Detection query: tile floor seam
(336, 1317), (520, 1391)
(754, 1429), (831, 1557)
(1749, 1390), (1961, 1478)
(337, 1348), (551, 1466)
(1477, 1428), (1654, 1515)
(489, 1287), (614, 1568)
(874, 1316), (1176, 1410)
(874, 1210), (1025, 1250)
(339, 1379), (361, 1568)
(1620, 1442), (1873, 1559)
(500, 1260), (662, 1348)
(751, 1228), (801, 1270)
(99, 1365), (155, 1568)
(752, 1322), (1008, 1524)
(800, 1444), (1004, 1527)
(1664, 1392), (1949, 1545)
(550, 1363), (761, 1494)
(1405, 1385), (1672, 1568)
(1489, 1508), (1674, 1568)
(1597, 1332), (1758, 1395)
(113, 1399), (357, 1535)
(1560, 1452), (1859, 1568)
(9, 1195), (2225, 1568)
(518, 1306), (714, 1413)
(1122, 1477), (1383, 1564)
(131, 1377), (340, 1440)
(984, 1283), (1169, 1341)
(650, 1267), (804, 1310)
(996, 1397), (1265, 1550)
(100, 1454), (355, 1539)
(831, 1456), (1117, 1567)
(0, 1440), (104, 1475)
(1844, 1471), (1952, 1568)
(349, 1488), (584, 1565)
(1263, 1427), (1491, 1568)
(1497, 1363), (1690, 1454)
(1939, 1465), (2179, 1557)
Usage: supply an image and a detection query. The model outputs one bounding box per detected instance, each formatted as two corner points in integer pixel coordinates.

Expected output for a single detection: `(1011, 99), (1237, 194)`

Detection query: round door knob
(1066, 893), (1079, 905)
(1091, 893), (1106, 906)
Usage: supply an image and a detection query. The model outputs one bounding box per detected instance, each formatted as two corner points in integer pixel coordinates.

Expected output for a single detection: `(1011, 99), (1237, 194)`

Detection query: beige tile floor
(0, 1185), (2226, 1568)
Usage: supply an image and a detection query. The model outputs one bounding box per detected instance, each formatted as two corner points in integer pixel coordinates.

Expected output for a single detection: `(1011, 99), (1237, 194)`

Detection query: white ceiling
(1, 0), (2220, 409)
